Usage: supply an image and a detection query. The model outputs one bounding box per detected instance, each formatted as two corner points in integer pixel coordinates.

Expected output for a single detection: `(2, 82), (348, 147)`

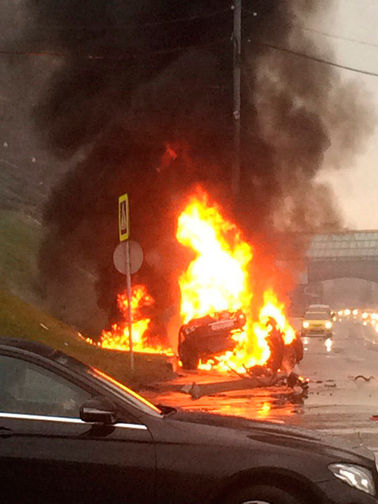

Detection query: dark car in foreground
(0, 337), (377, 504)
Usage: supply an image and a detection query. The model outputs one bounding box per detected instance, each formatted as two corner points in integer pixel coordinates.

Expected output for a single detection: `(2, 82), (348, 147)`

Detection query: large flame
(94, 188), (296, 374)
(175, 190), (297, 373)
(100, 284), (172, 354)
(177, 192), (253, 322)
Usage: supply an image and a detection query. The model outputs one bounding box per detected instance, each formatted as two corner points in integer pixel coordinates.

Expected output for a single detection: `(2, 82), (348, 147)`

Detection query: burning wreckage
(178, 310), (306, 391)
(88, 189), (308, 392)
(179, 310), (247, 370)
(178, 310), (303, 374)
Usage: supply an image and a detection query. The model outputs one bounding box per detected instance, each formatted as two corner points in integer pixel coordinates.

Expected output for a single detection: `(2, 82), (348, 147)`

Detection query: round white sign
(113, 240), (143, 275)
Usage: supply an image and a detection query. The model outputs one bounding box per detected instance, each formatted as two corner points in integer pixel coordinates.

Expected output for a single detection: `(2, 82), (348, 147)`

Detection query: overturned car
(178, 311), (303, 374)
(178, 310), (246, 369)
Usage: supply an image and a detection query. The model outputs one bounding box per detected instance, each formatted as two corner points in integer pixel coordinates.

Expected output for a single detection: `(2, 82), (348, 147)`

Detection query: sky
(313, 0), (378, 229)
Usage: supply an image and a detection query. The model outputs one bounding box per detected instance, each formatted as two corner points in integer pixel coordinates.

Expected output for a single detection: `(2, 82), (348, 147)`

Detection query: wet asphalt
(142, 320), (378, 454)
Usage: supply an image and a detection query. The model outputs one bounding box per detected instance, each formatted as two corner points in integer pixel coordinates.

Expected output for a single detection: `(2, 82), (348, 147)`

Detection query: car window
(0, 355), (90, 418)
(89, 368), (162, 418)
(304, 312), (330, 320)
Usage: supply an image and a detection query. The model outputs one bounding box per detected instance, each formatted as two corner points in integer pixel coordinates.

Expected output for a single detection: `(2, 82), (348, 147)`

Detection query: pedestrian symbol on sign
(118, 193), (129, 241)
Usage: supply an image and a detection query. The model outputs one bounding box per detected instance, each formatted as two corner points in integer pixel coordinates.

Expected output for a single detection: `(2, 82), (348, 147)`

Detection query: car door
(0, 352), (156, 504)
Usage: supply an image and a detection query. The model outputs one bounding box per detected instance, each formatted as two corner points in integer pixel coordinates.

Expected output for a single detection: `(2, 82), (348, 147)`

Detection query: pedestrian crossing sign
(118, 193), (129, 241)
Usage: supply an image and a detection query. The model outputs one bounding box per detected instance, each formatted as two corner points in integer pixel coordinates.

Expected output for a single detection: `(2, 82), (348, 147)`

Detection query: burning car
(97, 193), (301, 378)
(178, 310), (246, 369)
(178, 310), (304, 377)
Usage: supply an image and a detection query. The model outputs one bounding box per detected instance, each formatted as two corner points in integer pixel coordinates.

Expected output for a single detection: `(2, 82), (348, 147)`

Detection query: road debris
(353, 375), (375, 382)
(179, 371), (309, 400)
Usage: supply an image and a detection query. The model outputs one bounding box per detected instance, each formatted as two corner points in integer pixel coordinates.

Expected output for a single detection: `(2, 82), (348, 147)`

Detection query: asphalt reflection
(142, 321), (378, 449)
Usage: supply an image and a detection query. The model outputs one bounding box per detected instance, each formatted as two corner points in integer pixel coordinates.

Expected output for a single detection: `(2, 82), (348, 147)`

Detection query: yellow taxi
(301, 310), (334, 338)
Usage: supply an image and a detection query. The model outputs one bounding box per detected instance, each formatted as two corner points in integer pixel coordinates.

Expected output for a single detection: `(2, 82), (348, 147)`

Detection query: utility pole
(232, 0), (241, 198)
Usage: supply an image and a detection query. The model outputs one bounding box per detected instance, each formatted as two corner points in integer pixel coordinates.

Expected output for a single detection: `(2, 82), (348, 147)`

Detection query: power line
(35, 8), (232, 33)
(2, 39), (378, 78)
(295, 24), (378, 49)
(243, 8), (378, 49)
(2, 33), (378, 78)
(140, 8), (231, 27)
(0, 37), (231, 61)
(27, 7), (267, 37)
(0, 49), (68, 59)
(249, 39), (378, 78)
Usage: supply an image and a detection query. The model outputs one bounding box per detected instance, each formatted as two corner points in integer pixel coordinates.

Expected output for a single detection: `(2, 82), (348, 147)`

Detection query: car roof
(0, 336), (88, 373)
(0, 336), (58, 356)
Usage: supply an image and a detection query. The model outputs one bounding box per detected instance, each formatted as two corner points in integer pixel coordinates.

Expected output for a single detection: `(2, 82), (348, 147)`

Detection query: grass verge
(0, 210), (42, 298)
(0, 289), (175, 388)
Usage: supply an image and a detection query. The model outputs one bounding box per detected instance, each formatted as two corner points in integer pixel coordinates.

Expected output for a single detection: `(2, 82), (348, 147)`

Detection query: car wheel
(224, 484), (302, 504)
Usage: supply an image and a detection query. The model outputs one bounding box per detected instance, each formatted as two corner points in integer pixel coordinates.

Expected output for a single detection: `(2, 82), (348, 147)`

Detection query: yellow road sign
(118, 193), (129, 241)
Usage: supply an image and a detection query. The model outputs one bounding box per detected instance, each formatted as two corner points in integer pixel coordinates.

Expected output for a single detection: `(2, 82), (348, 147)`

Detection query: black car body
(0, 336), (377, 504)
(178, 310), (246, 369)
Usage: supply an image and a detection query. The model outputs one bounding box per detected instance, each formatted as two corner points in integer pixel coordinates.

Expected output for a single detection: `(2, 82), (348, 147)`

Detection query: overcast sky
(313, 0), (378, 229)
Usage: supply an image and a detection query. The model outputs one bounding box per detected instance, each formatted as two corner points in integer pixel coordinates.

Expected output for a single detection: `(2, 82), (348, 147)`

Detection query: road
(142, 321), (378, 455)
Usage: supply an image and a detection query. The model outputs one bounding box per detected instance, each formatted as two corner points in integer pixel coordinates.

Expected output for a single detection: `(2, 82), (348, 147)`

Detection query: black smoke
(25, 0), (372, 335)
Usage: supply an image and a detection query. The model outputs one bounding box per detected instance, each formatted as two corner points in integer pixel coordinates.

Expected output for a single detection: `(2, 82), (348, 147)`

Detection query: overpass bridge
(307, 230), (378, 283)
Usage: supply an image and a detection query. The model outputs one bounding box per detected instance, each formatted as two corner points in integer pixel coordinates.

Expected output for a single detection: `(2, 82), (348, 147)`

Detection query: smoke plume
(24, 0), (373, 334)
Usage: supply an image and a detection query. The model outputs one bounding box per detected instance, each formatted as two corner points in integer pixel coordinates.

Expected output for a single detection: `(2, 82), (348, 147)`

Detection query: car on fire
(178, 309), (247, 369)
(178, 311), (304, 375)
(1, 336), (377, 504)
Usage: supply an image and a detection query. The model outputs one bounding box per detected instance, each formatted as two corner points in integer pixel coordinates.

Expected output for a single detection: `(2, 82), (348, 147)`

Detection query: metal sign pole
(125, 239), (134, 372)
(118, 193), (133, 373)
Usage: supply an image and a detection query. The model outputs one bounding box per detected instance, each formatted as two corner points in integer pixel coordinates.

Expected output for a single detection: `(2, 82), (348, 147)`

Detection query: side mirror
(80, 396), (118, 425)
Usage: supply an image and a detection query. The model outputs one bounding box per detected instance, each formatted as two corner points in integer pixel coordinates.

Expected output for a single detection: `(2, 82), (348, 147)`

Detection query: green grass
(0, 210), (42, 299)
(0, 210), (175, 387)
(0, 289), (175, 388)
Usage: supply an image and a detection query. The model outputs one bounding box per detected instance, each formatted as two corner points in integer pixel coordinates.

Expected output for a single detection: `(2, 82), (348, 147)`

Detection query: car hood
(305, 320), (328, 325)
(168, 409), (374, 462)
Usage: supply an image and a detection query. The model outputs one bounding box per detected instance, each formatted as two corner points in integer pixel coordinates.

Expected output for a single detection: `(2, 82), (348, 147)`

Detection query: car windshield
(304, 312), (330, 320)
(88, 368), (162, 418)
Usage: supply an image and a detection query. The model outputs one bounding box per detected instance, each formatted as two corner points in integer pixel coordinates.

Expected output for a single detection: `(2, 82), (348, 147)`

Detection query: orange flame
(94, 188), (296, 374)
(177, 191), (253, 322)
(259, 290), (296, 345)
(100, 285), (172, 354)
(176, 190), (296, 373)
